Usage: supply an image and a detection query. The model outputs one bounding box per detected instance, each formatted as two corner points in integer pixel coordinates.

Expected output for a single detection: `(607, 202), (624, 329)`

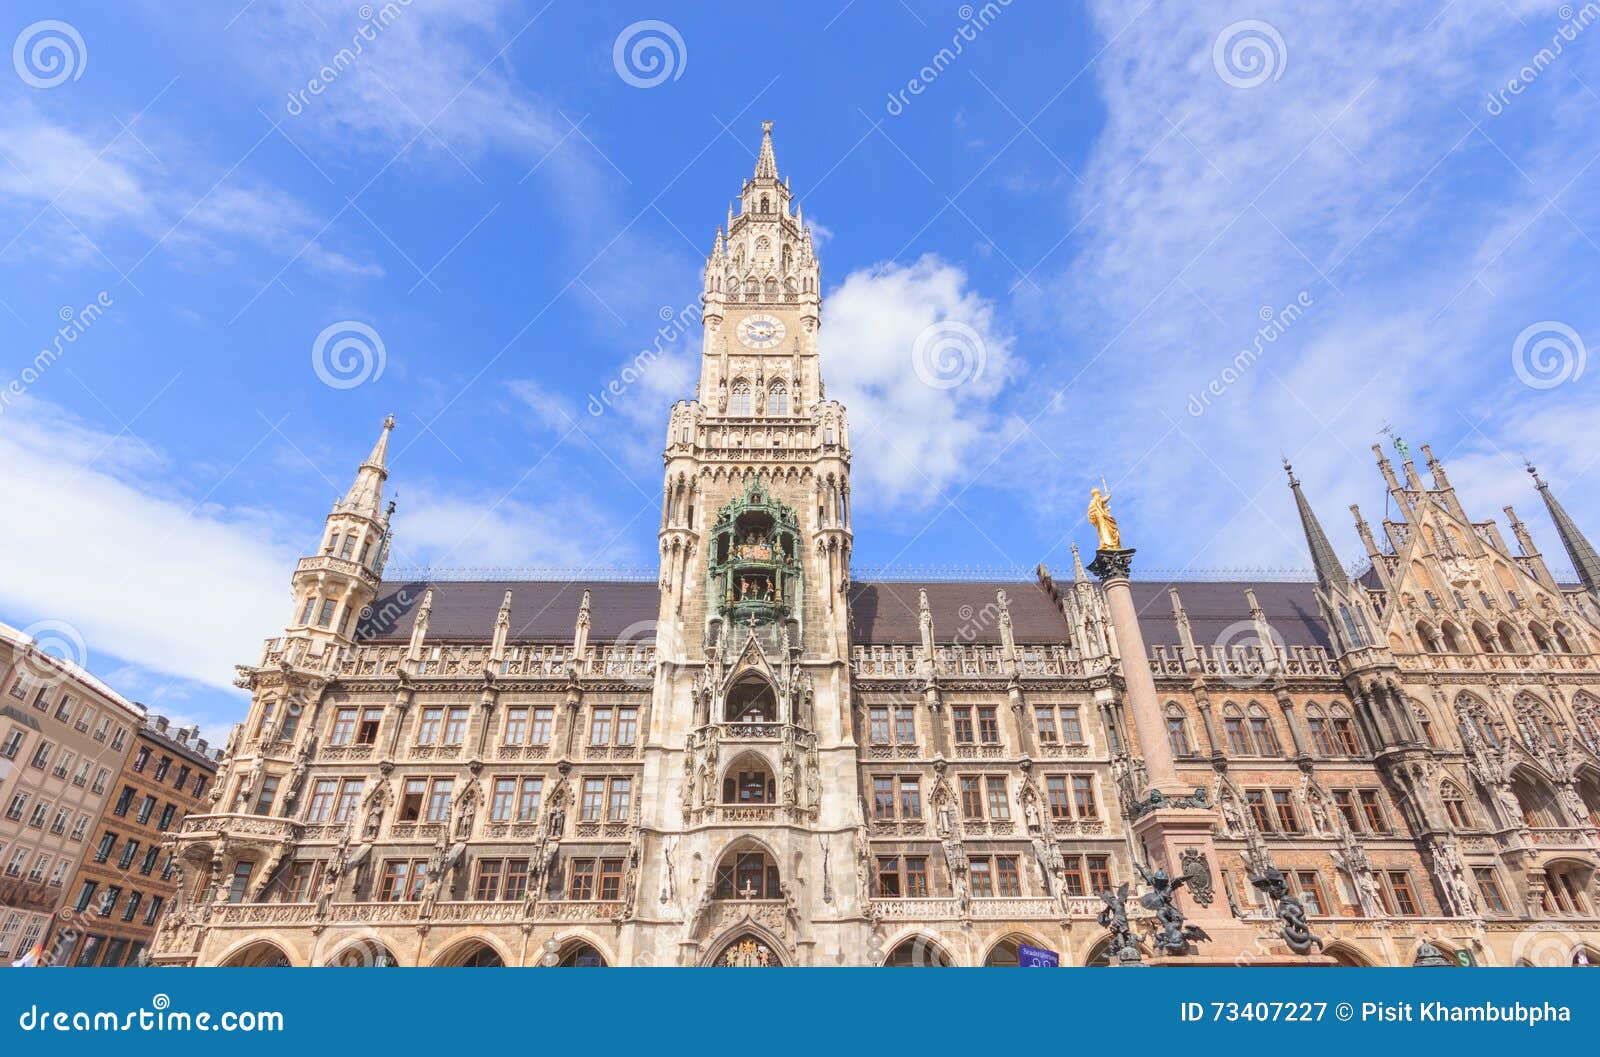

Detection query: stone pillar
(1089, 548), (1179, 795)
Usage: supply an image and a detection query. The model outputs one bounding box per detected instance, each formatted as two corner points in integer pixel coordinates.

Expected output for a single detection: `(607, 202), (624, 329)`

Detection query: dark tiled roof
(354, 577), (1334, 651)
(1128, 580), (1331, 649)
(357, 581), (660, 644)
(848, 581), (1072, 644)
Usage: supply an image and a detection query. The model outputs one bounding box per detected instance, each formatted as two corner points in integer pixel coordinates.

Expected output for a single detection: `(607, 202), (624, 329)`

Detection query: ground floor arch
(882, 933), (954, 967)
(219, 939), (293, 967)
(434, 937), (509, 967)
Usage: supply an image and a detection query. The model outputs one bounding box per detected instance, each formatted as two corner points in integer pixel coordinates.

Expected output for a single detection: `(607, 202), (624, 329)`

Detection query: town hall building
(151, 125), (1600, 968)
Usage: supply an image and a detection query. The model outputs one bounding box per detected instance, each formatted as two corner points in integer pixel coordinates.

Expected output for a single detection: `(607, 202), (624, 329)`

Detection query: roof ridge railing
(384, 566), (658, 583)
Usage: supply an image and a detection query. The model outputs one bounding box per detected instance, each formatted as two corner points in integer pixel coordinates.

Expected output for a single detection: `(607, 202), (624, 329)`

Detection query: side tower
(645, 122), (863, 966)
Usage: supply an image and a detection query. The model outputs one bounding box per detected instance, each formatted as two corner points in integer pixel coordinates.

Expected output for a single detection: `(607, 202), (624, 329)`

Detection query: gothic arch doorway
(551, 940), (608, 967)
(435, 938), (507, 967)
(983, 933), (1046, 966)
(882, 934), (954, 966)
(220, 940), (293, 967)
(726, 672), (778, 723)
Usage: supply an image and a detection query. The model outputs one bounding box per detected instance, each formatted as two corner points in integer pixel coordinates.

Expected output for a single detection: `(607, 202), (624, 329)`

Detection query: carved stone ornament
(1087, 547), (1137, 582)
(1180, 848), (1214, 907)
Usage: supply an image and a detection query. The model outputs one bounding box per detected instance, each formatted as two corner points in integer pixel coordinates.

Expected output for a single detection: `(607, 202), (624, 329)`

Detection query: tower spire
(754, 119), (778, 179)
(342, 414), (394, 518)
(1285, 459), (1349, 587)
(1529, 462), (1600, 598)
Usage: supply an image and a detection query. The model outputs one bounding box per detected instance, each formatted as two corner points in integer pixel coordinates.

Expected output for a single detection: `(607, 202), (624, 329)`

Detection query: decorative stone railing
(295, 554), (378, 586)
(872, 896), (1094, 920)
(712, 804), (780, 824)
(852, 644), (1084, 679)
(207, 902), (318, 927)
(1393, 651), (1591, 674)
(952, 743), (1005, 759)
(1036, 741), (1090, 758)
(724, 722), (781, 739)
(534, 900), (624, 921)
(328, 642), (656, 681)
(1149, 644), (1340, 679)
(177, 813), (299, 842)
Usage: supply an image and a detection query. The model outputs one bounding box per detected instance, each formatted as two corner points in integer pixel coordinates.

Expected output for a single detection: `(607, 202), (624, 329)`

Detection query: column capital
(1088, 547), (1137, 581)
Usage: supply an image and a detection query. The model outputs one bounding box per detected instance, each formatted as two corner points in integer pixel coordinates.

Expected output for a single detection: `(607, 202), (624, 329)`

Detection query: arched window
(768, 382), (788, 415)
(1511, 770), (1566, 828)
(1339, 605), (1366, 646)
(714, 847), (780, 899)
(1530, 622), (1555, 653)
(1516, 697), (1562, 750)
(1496, 620), (1523, 653)
(1247, 703), (1281, 757)
(1164, 704), (1194, 757)
(1440, 621), (1465, 652)
(1329, 704), (1363, 754)
(764, 277), (779, 300)
(1543, 863), (1593, 916)
(725, 673), (777, 723)
(1306, 704), (1334, 756)
(1455, 693), (1502, 749)
(1553, 622), (1576, 653)
(1222, 704), (1250, 756)
(1440, 781), (1473, 828)
(1472, 621), (1497, 653)
(729, 380), (752, 416)
(722, 754), (775, 804)
(1415, 621), (1442, 653)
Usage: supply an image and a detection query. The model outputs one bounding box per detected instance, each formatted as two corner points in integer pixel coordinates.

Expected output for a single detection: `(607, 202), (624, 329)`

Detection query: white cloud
(1005, 1), (1600, 570)
(0, 398), (295, 693)
(392, 486), (645, 572)
(0, 102), (379, 278)
(823, 254), (1015, 506)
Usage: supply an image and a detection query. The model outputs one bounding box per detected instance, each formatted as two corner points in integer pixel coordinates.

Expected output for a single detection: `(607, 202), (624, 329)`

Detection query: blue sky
(1, 1), (1597, 738)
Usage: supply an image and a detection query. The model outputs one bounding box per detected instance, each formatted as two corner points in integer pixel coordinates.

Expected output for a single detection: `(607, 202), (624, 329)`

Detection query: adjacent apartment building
(0, 622), (143, 964)
(52, 714), (220, 966)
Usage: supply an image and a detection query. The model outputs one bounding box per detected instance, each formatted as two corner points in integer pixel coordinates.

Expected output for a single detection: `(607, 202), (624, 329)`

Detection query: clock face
(737, 313), (785, 349)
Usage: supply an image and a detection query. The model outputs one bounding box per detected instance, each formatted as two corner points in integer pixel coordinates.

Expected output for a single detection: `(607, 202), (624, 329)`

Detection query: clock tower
(646, 121), (862, 965)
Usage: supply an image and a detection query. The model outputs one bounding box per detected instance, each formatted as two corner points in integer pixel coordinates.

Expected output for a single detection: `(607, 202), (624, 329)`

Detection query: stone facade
(152, 125), (1600, 968)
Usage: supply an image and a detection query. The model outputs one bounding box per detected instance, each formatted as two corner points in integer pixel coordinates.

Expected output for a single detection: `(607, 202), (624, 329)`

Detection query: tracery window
(768, 382), (788, 415)
(729, 380), (753, 416)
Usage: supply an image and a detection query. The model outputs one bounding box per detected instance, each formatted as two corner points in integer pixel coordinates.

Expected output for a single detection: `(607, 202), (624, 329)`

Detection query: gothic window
(1552, 622), (1577, 653)
(1474, 868), (1508, 913)
(768, 381), (788, 415)
(713, 848), (780, 899)
(1455, 693), (1502, 748)
(1331, 705), (1363, 754)
(1516, 696), (1562, 750)
(729, 379), (753, 416)
(567, 857), (624, 901)
(726, 674), (777, 723)
(760, 195), (769, 213)
(1247, 704), (1282, 756)
(1530, 622), (1555, 653)
(1511, 770), (1565, 827)
(744, 278), (759, 299)
(1441, 781), (1473, 828)
(1543, 864), (1592, 915)
(1222, 705), (1251, 756)
(1306, 704), (1334, 755)
(764, 277), (778, 300)
(1496, 620), (1524, 653)
(1472, 621), (1497, 653)
(1415, 621), (1442, 653)
(1439, 621), (1465, 652)
(724, 756), (776, 805)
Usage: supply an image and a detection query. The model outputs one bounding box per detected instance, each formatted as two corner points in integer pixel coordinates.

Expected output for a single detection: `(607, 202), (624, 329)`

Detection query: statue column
(1088, 548), (1180, 795)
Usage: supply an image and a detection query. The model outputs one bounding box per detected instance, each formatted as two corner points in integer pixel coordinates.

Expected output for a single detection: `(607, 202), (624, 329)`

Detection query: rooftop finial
(755, 121), (778, 179)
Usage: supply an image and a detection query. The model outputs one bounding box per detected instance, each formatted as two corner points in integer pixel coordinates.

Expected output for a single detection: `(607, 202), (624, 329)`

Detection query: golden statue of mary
(1087, 479), (1122, 551)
